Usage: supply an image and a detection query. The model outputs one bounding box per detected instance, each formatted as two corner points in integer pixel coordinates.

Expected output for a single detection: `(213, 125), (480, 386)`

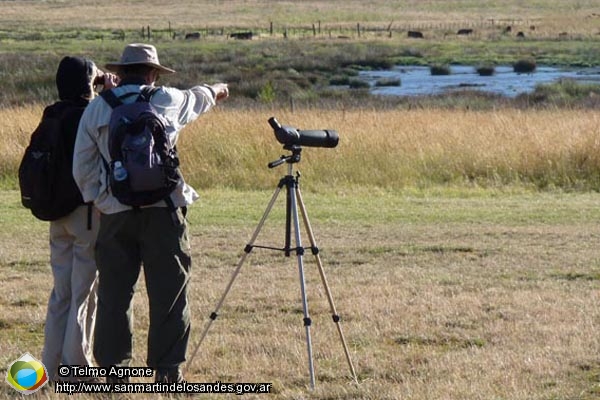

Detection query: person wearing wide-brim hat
(104, 43), (177, 75)
(73, 43), (229, 384)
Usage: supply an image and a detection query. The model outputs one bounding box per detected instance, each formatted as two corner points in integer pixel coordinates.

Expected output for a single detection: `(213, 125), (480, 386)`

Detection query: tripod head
(268, 145), (302, 168)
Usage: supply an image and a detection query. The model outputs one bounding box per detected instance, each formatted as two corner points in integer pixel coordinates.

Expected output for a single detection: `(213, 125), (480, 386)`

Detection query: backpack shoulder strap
(99, 90), (122, 109)
(138, 86), (160, 103)
(101, 89), (146, 108)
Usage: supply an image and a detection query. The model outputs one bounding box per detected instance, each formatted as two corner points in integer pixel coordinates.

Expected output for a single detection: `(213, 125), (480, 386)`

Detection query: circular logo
(5, 353), (48, 394)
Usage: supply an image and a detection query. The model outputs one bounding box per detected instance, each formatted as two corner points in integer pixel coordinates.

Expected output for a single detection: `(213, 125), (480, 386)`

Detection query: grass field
(0, 188), (599, 399)
(4, 107), (600, 191)
(2, 0), (600, 33)
(1, 0), (600, 108)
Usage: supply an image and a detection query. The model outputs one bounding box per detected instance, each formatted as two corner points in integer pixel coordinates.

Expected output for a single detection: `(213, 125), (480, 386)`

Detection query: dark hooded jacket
(43, 56), (96, 208)
(56, 56), (95, 103)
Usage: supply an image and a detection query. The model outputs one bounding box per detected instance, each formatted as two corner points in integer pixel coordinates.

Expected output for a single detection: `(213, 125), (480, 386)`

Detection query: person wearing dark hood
(40, 56), (118, 382)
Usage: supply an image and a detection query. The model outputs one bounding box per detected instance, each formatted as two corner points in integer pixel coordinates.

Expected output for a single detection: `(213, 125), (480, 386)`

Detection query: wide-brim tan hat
(105, 43), (175, 74)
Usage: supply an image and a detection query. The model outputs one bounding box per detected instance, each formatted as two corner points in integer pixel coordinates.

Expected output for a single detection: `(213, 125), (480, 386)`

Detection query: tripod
(185, 145), (358, 389)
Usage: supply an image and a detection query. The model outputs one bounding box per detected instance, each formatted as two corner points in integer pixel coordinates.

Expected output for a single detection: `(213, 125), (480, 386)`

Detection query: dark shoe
(155, 367), (183, 383)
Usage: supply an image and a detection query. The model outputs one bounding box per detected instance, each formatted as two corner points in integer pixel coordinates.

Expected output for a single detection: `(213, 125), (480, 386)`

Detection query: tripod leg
(295, 187), (359, 384)
(289, 181), (316, 390)
(184, 184), (284, 375)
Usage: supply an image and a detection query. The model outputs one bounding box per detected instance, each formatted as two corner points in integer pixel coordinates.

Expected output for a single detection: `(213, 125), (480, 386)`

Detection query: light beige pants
(42, 205), (99, 381)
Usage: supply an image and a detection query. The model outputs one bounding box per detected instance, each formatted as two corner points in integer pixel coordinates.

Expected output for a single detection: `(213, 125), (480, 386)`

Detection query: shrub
(340, 67), (359, 77)
(430, 64), (451, 75)
(476, 65), (495, 76)
(513, 59), (536, 73)
(330, 76), (351, 85)
(399, 48), (424, 58)
(257, 81), (276, 103)
(375, 78), (401, 87)
(348, 79), (371, 89)
(516, 78), (600, 108)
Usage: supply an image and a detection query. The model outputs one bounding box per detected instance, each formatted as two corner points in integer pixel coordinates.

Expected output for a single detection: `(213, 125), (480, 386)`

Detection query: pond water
(359, 65), (600, 97)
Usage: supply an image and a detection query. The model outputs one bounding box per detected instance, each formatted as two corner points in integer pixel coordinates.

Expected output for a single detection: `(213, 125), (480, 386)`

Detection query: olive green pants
(93, 207), (191, 369)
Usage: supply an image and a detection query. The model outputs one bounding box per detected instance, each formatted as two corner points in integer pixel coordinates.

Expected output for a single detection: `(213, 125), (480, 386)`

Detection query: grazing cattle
(407, 30), (423, 38)
(516, 31), (525, 38)
(230, 31), (253, 40)
(457, 28), (473, 35)
(185, 32), (201, 40)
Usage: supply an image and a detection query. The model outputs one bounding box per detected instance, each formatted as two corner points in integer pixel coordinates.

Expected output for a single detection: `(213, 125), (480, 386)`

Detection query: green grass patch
(2, 187), (600, 399)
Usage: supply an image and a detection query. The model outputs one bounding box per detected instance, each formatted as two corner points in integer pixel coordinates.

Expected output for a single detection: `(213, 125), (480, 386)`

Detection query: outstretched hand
(209, 83), (229, 102)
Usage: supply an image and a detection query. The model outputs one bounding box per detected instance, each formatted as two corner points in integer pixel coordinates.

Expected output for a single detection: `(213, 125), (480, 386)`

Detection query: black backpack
(100, 87), (181, 207)
(18, 102), (85, 221)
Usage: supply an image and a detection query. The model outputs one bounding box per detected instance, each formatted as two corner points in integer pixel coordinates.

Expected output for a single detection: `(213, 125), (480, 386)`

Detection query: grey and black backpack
(100, 87), (182, 208)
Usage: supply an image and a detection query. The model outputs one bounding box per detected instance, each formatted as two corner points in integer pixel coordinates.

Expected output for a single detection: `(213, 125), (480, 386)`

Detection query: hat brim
(105, 61), (176, 75)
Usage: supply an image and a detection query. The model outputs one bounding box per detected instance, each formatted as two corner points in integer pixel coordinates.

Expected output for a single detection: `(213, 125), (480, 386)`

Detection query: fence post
(357, 23), (360, 38)
(147, 25), (151, 40)
(270, 21), (273, 36)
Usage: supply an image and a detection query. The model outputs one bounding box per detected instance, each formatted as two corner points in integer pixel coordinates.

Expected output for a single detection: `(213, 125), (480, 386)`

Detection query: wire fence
(115, 18), (546, 42)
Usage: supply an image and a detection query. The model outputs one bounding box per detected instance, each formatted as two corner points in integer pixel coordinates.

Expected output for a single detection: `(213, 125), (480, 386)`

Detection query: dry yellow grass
(0, 105), (43, 181)
(4, 106), (600, 190)
(1, 0), (599, 36)
(168, 107), (600, 190)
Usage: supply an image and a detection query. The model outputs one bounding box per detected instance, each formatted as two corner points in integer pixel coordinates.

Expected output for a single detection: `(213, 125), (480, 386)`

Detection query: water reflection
(359, 65), (600, 97)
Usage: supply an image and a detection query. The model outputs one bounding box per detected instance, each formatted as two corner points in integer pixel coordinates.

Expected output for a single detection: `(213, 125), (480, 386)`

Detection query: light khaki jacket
(73, 84), (215, 214)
